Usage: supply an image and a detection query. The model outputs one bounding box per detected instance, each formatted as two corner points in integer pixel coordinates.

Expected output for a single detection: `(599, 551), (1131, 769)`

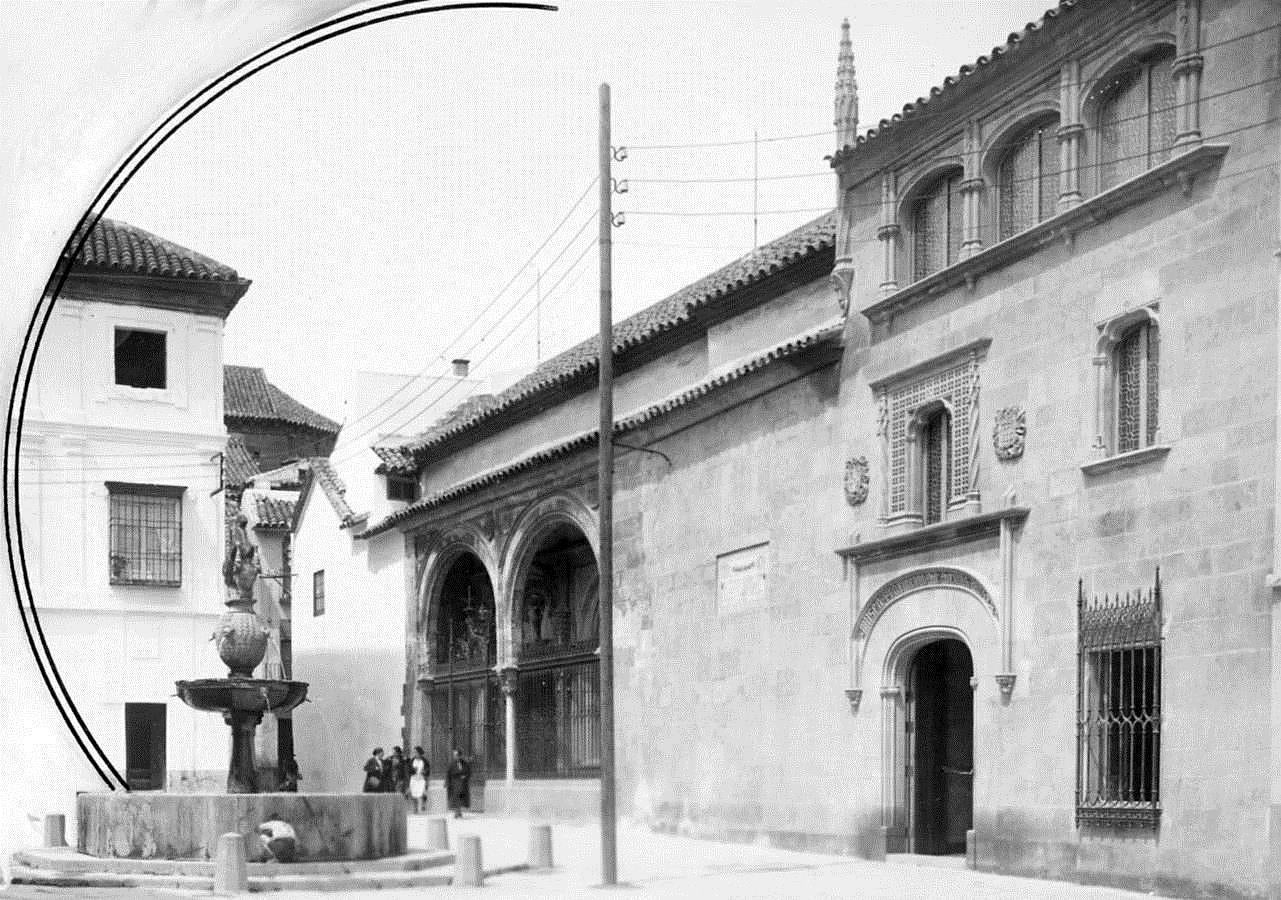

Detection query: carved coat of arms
(844, 456), (870, 506)
(992, 406), (1027, 460)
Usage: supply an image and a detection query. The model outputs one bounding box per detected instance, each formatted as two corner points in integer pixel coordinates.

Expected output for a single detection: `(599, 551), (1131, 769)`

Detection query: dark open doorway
(908, 639), (973, 854)
(124, 702), (166, 790)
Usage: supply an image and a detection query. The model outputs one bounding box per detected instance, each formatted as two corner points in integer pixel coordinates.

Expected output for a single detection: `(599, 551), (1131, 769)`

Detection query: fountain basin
(175, 677), (308, 715)
(76, 792), (408, 861)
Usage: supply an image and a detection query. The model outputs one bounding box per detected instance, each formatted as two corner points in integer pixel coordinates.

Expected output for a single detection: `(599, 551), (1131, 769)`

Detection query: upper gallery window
(1096, 46), (1177, 192)
(912, 168), (964, 280)
(114, 328), (167, 389)
(919, 406), (952, 525)
(998, 116), (1060, 240)
(107, 483), (184, 586)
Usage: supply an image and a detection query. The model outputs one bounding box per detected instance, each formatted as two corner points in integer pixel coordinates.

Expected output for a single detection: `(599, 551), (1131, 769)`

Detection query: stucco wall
(290, 485), (408, 793)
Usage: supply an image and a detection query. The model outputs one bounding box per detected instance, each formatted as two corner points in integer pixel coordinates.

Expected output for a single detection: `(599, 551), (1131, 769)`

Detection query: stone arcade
(353, 2), (1281, 895)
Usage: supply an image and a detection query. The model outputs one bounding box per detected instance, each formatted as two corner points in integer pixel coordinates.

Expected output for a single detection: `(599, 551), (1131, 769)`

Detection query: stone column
(1173, 0), (1204, 149)
(1058, 60), (1084, 210)
(1091, 354), (1109, 457)
(960, 120), (984, 258)
(500, 667), (518, 784)
(877, 172), (899, 297)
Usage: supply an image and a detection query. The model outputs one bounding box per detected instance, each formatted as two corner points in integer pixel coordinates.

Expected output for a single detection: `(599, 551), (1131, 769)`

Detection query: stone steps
(8, 848), (487, 893)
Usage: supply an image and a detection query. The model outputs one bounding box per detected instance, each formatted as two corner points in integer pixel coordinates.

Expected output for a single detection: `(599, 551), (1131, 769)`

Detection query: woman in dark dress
(388, 746), (408, 796)
(446, 749), (471, 819)
(363, 748), (384, 793)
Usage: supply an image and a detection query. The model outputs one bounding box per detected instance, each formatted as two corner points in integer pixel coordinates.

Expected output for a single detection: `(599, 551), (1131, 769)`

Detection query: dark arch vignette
(3, 0), (557, 791)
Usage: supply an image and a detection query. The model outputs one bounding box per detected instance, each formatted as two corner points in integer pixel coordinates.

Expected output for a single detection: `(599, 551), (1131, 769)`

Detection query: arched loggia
(510, 521), (601, 778)
(425, 551), (503, 779)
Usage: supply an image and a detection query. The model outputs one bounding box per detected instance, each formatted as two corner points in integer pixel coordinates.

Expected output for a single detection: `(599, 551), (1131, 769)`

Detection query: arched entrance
(426, 552), (503, 779)
(906, 638), (973, 855)
(513, 522), (600, 778)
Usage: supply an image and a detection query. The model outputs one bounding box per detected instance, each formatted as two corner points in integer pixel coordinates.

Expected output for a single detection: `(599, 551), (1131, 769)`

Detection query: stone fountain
(74, 514), (407, 862)
(175, 513), (308, 793)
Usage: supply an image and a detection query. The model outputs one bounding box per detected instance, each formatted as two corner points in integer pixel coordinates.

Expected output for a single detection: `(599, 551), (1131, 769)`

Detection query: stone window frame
(1085, 304), (1168, 474)
(1083, 41), (1180, 196)
(990, 111), (1062, 242)
(900, 163), (966, 284)
(873, 340), (987, 530)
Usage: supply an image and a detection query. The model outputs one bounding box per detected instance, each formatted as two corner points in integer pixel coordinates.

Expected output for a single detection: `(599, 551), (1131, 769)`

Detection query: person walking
(409, 746), (429, 814)
(446, 748), (471, 819)
(362, 748), (384, 793)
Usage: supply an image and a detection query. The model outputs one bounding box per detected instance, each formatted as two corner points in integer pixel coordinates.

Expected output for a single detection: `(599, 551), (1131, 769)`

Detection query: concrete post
(454, 833), (483, 887)
(528, 823), (553, 870)
(427, 816), (449, 851)
(213, 832), (248, 895)
(42, 814), (66, 848)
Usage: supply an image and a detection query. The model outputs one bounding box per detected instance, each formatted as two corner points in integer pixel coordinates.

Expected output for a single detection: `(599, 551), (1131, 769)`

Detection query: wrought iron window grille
(106, 483), (183, 586)
(1076, 569), (1162, 830)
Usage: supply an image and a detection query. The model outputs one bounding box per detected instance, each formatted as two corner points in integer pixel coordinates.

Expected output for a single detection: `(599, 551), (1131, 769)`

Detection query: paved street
(3, 812), (1153, 898)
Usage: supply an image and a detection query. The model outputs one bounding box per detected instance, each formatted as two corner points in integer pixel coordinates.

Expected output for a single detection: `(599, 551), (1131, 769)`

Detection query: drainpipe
(1268, 105), (1281, 892)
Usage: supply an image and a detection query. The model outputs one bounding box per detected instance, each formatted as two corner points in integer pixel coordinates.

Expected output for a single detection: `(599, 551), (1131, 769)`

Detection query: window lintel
(1095, 304), (1159, 355)
(105, 481), (186, 498)
(868, 338), (991, 392)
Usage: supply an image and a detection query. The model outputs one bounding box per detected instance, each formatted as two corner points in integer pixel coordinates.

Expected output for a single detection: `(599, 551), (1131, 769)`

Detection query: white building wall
(290, 486), (407, 793)
(12, 291), (232, 832)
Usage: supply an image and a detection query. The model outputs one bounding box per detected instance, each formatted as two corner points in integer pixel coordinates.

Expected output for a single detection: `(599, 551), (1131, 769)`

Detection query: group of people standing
(362, 746), (472, 817)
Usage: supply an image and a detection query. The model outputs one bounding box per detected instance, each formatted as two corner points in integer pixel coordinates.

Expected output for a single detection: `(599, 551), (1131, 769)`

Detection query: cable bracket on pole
(611, 212), (626, 227)
(615, 441), (672, 467)
(611, 178), (628, 194)
(611, 146), (628, 162)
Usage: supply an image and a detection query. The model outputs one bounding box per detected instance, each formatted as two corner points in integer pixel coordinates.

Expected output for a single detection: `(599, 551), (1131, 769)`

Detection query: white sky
(107, 0), (1054, 441)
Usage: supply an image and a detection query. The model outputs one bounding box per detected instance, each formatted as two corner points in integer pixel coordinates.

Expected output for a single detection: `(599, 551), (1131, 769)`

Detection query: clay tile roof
(224, 365), (340, 434)
(71, 217), (245, 283)
(361, 319), (843, 537)
(223, 436), (259, 489)
(254, 495), (296, 530)
(834, 1), (1079, 159)
(306, 457), (357, 526)
(380, 211), (837, 473)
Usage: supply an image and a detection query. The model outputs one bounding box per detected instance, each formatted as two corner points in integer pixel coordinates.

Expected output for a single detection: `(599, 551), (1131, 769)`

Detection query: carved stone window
(1091, 307), (1161, 463)
(998, 116), (1060, 240)
(912, 169), (964, 281)
(877, 344), (984, 528)
(1096, 46), (1177, 193)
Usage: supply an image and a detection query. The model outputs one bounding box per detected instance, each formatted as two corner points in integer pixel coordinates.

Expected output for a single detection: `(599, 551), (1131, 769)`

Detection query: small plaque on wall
(716, 543), (769, 616)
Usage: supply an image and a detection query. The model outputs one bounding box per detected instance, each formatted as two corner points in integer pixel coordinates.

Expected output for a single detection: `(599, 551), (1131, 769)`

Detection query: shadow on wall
(293, 649), (406, 793)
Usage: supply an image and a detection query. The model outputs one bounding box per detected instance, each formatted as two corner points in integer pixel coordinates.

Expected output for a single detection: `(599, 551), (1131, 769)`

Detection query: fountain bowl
(175, 677), (308, 715)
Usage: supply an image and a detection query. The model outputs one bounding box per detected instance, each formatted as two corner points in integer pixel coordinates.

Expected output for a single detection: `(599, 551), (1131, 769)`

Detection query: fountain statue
(175, 513), (308, 792)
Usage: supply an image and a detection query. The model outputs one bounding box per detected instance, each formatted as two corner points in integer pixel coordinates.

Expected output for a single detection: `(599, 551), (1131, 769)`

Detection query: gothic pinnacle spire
(835, 18), (859, 149)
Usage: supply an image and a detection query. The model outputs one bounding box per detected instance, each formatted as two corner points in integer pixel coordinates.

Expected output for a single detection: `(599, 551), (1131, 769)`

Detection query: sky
(106, 0), (1055, 446)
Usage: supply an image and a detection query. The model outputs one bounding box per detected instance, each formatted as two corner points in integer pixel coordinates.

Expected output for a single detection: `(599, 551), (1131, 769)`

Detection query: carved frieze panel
(853, 566), (995, 643)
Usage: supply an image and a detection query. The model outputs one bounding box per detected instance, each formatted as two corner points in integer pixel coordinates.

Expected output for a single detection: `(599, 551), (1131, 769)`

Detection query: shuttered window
(912, 170), (963, 280)
(1097, 47), (1177, 192)
(998, 117), (1060, 240)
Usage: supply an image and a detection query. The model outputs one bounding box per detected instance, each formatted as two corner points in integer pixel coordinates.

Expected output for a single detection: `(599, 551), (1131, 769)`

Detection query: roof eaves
(358, 320), (843, 539)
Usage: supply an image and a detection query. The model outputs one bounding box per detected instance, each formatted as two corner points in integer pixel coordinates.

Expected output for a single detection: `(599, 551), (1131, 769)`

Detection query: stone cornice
(835, 506), (1029, 565)
(860, 144), (1228, 325)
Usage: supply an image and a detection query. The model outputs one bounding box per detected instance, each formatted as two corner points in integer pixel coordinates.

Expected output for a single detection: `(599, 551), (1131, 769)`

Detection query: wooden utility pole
(597, 81), (618, 886)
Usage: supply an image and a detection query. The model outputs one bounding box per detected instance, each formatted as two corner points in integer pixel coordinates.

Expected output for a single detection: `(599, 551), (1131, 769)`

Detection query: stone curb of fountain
(8, 849), (477, 893)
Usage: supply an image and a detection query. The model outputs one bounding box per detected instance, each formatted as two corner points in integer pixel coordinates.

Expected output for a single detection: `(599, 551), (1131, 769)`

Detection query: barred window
(1077, 572), (1162, 829)
(107, 483), (183, 586)
(1114, 321), (1159, 453)
(1097, 47), (1177, 193)
(386, 475), (418, 503)
(912, 169), (963, 280)
(998, 116), (1060, 240)
(313, 570), (325, 617)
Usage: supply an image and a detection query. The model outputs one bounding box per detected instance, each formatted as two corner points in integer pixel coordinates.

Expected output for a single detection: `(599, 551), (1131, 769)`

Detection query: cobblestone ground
(0, 813), (1154, 898)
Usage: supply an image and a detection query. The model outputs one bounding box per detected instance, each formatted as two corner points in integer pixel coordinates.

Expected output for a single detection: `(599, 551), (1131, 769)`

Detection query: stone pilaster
(1058, 60), (1084, 210)
(1173, 0), (1204, 149)
(877, 173), (899, 297)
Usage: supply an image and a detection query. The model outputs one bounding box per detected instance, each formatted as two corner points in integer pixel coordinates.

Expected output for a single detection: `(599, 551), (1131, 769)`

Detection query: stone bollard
(213, 832), (248, 895)
(42, 814), (67, 848)
(528, 823), (553, 870)
(427, 816), (450, 851)
(454, 833), (483, 887)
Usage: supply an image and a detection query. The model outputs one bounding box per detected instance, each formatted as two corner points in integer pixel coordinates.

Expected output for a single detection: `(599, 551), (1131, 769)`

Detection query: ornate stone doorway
(906, 638), (973, 854)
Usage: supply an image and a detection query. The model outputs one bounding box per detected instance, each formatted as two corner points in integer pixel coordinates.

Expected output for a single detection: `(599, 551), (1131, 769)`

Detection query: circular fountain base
(76, 792), (407, 861)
